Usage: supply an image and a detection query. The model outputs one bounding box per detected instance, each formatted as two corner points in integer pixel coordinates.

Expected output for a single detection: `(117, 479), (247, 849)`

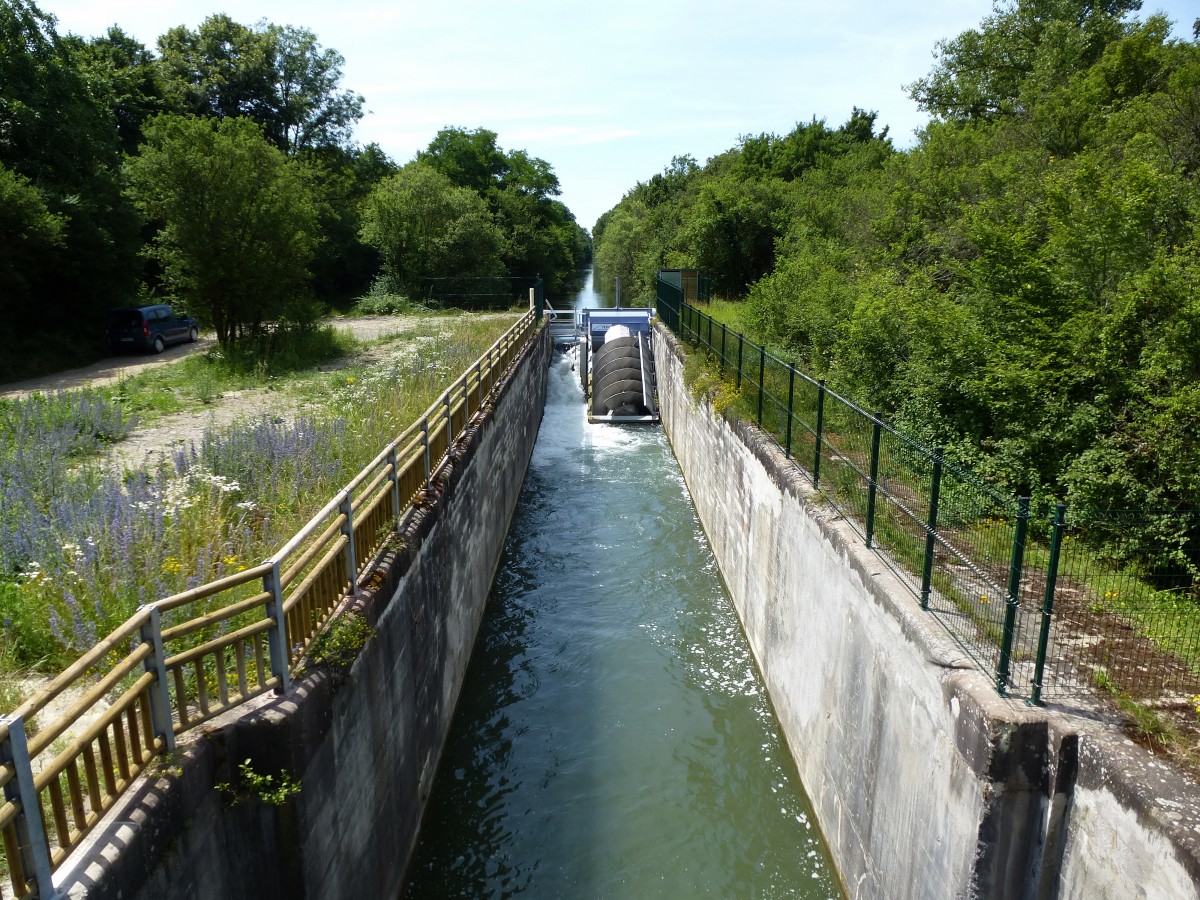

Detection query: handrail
(0, 308), (542, 899)
(1, 609), (152, 743)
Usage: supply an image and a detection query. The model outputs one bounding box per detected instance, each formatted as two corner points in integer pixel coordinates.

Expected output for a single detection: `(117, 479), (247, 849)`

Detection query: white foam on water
(533, 351), (655, 467)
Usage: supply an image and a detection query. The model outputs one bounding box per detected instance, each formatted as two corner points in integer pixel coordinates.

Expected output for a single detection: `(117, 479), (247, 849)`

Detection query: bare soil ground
(0, 316), (440, 400)
(0, 314), (514, 472)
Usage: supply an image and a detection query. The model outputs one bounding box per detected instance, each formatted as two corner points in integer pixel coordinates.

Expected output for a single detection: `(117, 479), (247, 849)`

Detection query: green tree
(418, 127), (508, 196)
(593, 201), (656, 300)
(0, 0), (140, 323)
(126, 114), (319, 345)
(157, 15), (275, 124)
(910, 0), (1143, 121)
(680, 174), (787, 295)
(306, 142), (397, 302)
(69, 26), (167, 155)
(268, 23), (364, 154)
(157, 15), (363, 155)
(0, 163), (64, 312)
(360, 161), (505, 301)
(417, 127), (593, 293)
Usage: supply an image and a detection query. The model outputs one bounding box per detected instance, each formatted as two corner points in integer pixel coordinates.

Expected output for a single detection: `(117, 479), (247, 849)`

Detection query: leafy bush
(352, 281), (429, 316)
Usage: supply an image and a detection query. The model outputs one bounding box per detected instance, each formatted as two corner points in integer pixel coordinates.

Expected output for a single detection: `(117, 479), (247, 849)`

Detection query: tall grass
(0, 316), (515, 683)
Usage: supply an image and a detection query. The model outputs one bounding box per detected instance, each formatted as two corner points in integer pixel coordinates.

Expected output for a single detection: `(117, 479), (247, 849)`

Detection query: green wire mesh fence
(658, 275), (1200, 707)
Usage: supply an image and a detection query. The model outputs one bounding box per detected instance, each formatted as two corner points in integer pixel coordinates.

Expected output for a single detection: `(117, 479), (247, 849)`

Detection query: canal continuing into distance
(402, 274), (843, 898)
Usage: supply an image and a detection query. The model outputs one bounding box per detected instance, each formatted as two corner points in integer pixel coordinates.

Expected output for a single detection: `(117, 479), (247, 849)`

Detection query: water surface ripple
(403, 279), (842, 899)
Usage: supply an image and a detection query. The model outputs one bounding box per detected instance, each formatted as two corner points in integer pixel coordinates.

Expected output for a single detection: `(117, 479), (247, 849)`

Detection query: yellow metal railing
(0, 310), (542, 899)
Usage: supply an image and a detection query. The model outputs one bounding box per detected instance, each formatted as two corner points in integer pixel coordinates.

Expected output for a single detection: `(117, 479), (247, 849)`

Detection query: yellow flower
(222, 555), (239, 567)
(980, 594), (989, 604)
(161, 557), (184, 576)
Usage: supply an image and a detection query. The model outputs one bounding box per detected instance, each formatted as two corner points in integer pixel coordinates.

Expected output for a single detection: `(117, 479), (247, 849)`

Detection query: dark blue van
(107, 305), (199, 354)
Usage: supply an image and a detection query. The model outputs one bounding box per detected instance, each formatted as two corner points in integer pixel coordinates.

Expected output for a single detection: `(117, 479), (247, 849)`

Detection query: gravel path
(1, 313), (518, 471)
(0, 316), (448, 400)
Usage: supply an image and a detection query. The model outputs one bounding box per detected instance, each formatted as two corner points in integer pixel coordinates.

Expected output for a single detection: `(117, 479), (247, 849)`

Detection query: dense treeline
(595, 0), (1200, 517)
(0, 0), (589, 378)
(364, 127), (591, 302)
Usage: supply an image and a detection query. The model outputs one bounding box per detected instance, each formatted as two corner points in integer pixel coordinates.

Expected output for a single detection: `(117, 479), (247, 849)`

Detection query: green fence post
(865, 415), (883, 548)
(813, 380), (826, 488)
(736, 333), (744, 390)
(997, 496), (1031, 697)
(784, 367), (796, 458)
(757, 345), (766, 426)
(707, 313), (713, 349)
(1030, 503), (1066, 705)
(720, 323), (727, 374)
(920, 447), (944, 610)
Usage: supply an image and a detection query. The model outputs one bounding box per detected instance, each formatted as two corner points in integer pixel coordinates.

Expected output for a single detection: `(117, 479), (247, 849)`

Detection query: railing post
(719, 323), (727, 374)
(865, 415), (883, 548)
(756, 345), (766, 426)
(784, 367), (796, 458)
(386, 444), (402, 525)
(138, 606), (176, 752)
(1, 715), (55, 900)
(707, 313), (713, 349)
(997, 496), (1031, 697)
(338, 489), (358, 588)
(421, 417), (431, 487)
(443, 392), (453, 452)
(263, 560), (291, 692)
(920, 447), (944, 610)
(813, 379), (826, 488)
(1031, 503), (1067, 705)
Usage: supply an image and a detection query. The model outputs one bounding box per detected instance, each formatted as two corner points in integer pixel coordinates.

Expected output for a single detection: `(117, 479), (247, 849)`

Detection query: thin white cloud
(504, 125), (641, 147)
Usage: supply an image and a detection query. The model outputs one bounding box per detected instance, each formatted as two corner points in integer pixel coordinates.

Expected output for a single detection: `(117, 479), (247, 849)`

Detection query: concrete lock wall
(61, 326), (551, 900)
(653, 324), (1200, 900)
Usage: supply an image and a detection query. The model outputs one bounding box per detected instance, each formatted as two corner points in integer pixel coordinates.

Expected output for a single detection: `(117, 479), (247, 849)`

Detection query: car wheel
(152, 335), (165, 354)
(189, 326), (199, 343)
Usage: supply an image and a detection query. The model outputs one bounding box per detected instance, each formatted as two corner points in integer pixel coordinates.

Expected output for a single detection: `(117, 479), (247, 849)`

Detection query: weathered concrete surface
(653, 324), (1200, 900)
(57, 326), (551, 900)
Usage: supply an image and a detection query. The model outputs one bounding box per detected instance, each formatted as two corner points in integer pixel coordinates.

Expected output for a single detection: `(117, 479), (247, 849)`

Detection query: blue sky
(42, 0), (1199, 232)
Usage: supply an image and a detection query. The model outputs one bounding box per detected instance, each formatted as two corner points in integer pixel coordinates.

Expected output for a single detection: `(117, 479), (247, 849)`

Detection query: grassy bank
(0, 313), (518, 706)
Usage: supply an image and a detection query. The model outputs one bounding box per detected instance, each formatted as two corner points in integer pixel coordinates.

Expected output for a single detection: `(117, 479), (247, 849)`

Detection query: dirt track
(0, 314), (519, 471)
(0, 316), (442, 400)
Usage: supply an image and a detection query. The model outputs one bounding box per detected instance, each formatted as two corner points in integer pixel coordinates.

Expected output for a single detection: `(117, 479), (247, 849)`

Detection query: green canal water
(402, 275), (843, 898)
